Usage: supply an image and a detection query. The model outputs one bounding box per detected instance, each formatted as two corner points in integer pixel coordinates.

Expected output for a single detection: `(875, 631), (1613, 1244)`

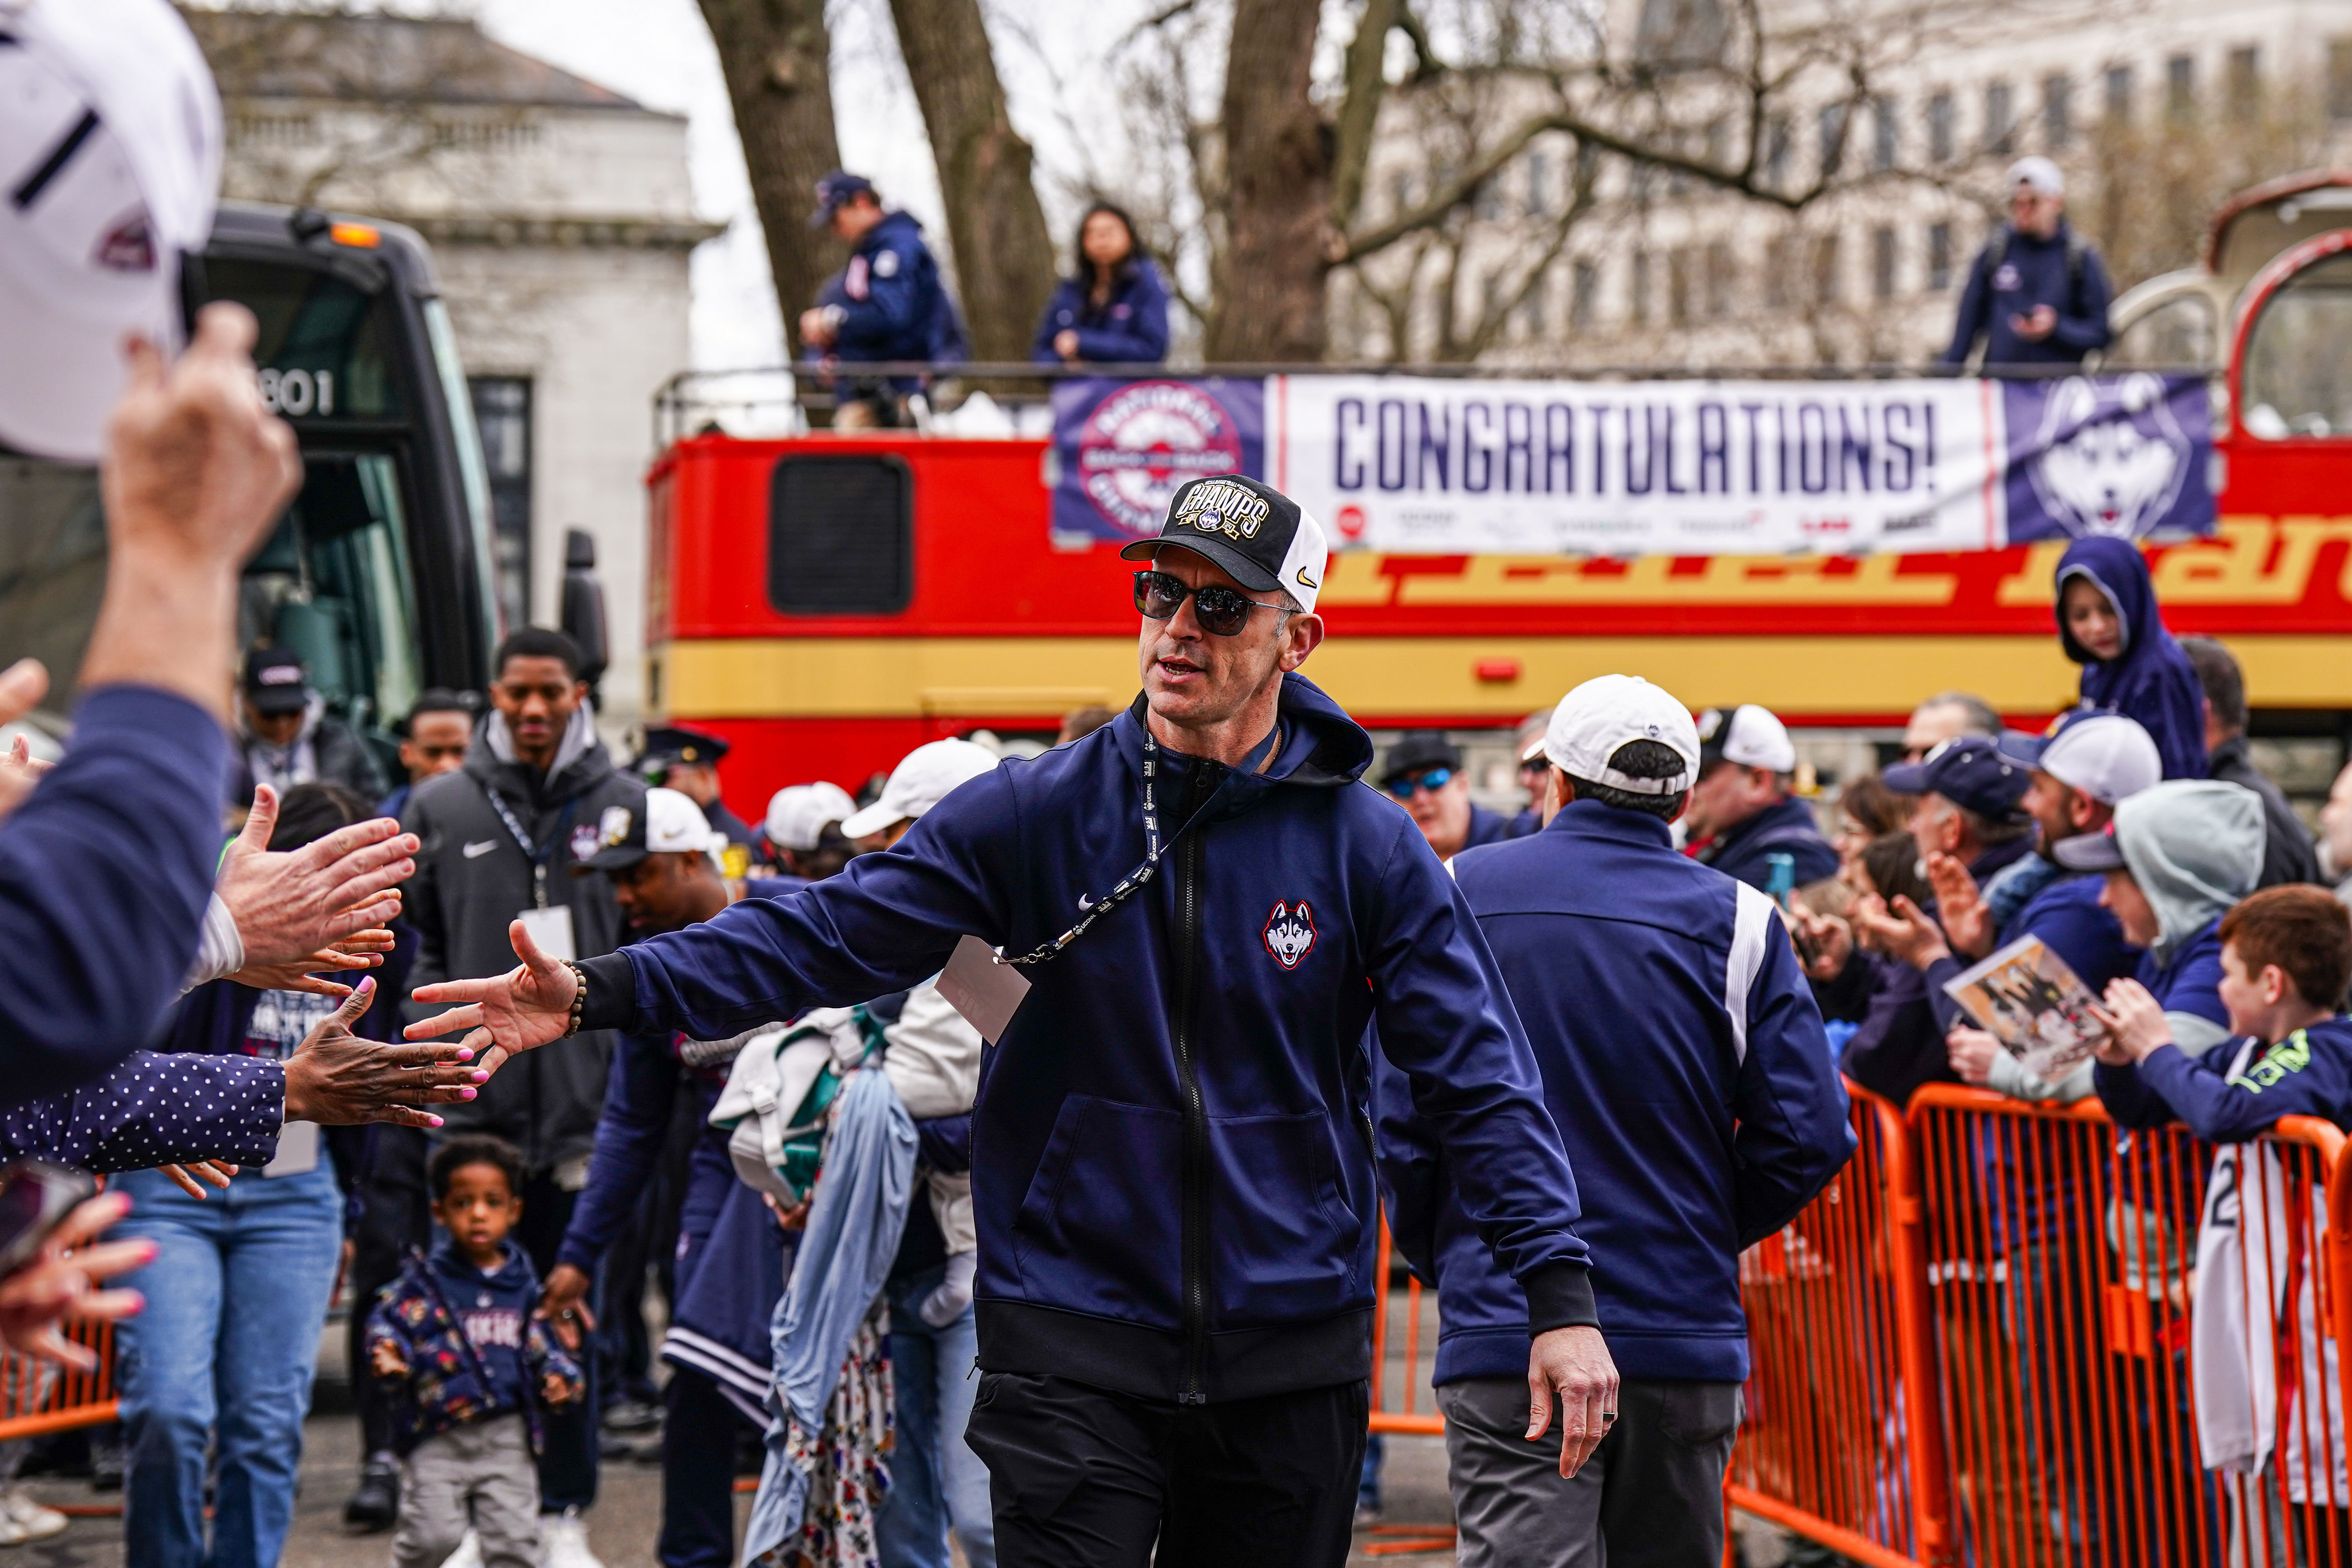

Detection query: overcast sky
(471, 0), (1158, 369)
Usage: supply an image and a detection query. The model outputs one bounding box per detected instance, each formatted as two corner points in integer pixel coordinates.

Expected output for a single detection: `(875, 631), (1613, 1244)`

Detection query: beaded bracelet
(562, 960), (587, 1038)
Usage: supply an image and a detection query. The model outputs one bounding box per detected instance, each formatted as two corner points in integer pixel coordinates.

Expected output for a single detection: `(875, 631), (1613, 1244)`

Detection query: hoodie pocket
(1208, 1110), (1361, 1329)
(1010, 1096), (1183, 1330)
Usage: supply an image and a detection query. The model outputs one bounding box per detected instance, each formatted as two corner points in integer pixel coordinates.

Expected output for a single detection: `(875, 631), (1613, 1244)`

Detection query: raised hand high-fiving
(405, 918), (580, 1077)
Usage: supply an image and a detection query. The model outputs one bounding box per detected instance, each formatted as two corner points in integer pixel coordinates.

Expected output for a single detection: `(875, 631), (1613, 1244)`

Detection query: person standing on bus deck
(1031, 203), (1170, 366)
(799, 171), (966, 431)
(1375, 675), (1852, 1568)
(408, 473), (1618, 1568)
(400, 626), (643, 1568)
(1680, 704), (1838, 892)
(1940, 157), (2113, 369)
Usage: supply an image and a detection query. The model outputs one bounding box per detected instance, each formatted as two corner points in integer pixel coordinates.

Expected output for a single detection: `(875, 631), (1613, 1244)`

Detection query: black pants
(656, 1365), (760, 1568)
(346, 1127), (432, 1464)
(514, 1173), (598, 1515)
(962, 1372), (1367, 1568)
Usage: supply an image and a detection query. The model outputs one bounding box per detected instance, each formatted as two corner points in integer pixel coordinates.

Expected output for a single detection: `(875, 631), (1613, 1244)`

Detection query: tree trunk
(885, 0), (1056, 364)
(1208, 0), (1332, 362)
(697, 0), (843, 358)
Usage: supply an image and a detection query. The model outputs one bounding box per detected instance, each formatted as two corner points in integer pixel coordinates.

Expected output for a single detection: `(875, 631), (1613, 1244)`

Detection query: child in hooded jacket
(367, 1136), (582, 1568)
(2055, 535), (2208, 780)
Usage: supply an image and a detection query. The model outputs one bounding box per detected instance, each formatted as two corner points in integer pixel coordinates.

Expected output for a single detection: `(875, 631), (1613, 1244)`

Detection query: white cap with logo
(1697, 704), (1799, 774)
(840, 738), (999, 840)
(2035, 712), (2161, 806)
(0, 0), (224, 461)
(1543, 675), (1702, 795)
(643, 787), (726, 856)
(2008, 155), (2065, 197)
(764, 781), (857, 852)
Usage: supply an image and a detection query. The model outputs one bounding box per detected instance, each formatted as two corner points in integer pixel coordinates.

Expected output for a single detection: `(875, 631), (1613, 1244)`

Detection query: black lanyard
(480, 780), (578, 910)
(1003, 721), (1281, 970)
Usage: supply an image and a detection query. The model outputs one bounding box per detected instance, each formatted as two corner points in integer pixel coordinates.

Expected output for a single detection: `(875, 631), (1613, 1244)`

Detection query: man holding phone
(409, 475), (1614, 1568)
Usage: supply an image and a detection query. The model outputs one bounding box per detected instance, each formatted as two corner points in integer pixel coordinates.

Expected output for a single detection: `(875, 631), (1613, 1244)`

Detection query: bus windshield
(0, 252), (429, 772)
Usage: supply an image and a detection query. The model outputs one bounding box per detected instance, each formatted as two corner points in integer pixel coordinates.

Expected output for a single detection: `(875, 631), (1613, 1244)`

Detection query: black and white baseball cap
(1543, 675), (1701, 794)
(577, 788), (726, 874)
(0, 0), (223, 462)
(1117, 475), (1330, 614)
(1696, 704), (1798, 774)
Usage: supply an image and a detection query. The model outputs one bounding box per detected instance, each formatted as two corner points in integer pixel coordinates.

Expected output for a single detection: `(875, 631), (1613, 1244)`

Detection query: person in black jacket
(229, 646), (390, 809)
(1031, 203), (1171, 366)
(2181, 637), (2321, 888)
(400, 626), (642, 1553)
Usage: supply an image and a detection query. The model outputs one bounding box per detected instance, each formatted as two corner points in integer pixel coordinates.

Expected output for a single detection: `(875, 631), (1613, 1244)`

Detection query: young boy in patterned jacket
(367, 1135), (583, 1568)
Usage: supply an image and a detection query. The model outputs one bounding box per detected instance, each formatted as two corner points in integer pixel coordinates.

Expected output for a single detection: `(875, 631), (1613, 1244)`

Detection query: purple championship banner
(1049, 377), (1265, 544)
(1245, 372), (2212, 557)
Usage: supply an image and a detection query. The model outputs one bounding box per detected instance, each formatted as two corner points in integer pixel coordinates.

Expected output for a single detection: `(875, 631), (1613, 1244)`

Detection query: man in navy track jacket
(1380, 675), (1853, 1568)
(413, 475), (1612, 1568)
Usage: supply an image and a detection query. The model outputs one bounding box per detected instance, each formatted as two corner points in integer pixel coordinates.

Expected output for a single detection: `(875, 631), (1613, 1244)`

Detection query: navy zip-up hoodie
(1697, 795), (1839, 892)
(2057, 537), (2207, 781)
(578, 676), (1594, 1404)
(1376, 801), (1853, 1385)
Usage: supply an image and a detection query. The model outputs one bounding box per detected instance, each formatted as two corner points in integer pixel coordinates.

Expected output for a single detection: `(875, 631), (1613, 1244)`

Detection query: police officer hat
(634, 724), (729, 785)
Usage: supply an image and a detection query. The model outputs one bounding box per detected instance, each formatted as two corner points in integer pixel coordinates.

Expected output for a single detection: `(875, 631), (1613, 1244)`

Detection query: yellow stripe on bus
(651, 634), (2352, 720)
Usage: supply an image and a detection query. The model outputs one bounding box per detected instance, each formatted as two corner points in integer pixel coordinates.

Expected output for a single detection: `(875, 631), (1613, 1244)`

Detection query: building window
(2105, 65), (2134, 124)
(1571, 259), (1598, 330)
(469, 377), (531, 631)
(1927, 92), (1955, 164)
(2168, 53), (2196, 119)
(2333, 40), (2352, 121)
(2228, 46), (2260, 119)
(1813, 233), (1841, 307)
(1871, 96), (1898, 170)
(1631, 251), (1652, 326)
(2043, 74), (2072, 149)
(1872, 226), (1897, 300)
(1390, 171), (1413, 218)
(1527, 150), (1550, 217)
(1668, 250), (1692, 325)
(1705, 116), (1730, 170)
(1765, 116), (1791, 189)
(1984, 81), (2015, 155)
(1763, 236), (1794, 310)
(1928, 223), (1954, 291)
(1817, 102), (1848, 178)
(1705, 243), (1734, 317)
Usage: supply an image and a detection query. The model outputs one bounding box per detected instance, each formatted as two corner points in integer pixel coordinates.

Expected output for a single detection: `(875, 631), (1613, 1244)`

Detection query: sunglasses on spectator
(1132, 570), (1295, 638)
(1384, 768), (1454, 800)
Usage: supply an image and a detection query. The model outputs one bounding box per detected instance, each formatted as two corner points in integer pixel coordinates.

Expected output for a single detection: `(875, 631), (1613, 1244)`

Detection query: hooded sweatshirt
(574, 676), (1595, 1406)
(2115, 780), (2265, 1053)
(2056, 537), (2209, 781)
(402, 704), (643, 1174)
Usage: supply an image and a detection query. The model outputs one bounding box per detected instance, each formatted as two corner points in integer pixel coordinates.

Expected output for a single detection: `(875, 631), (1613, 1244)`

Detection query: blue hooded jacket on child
(2055, 536), (2208, 781)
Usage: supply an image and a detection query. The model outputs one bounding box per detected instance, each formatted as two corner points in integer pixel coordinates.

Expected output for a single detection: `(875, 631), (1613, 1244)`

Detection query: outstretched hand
(283, 977), (488, 1126)
(0, 1191), (154, 1369)
(1924, 852), (1992, 960)
(1852, 893), (1952, 971)
(406, 918), (580, 1076)
(219, 784), (416, 971)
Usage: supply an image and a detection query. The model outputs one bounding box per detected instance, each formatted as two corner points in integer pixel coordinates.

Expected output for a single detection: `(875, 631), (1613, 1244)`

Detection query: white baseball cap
(0, 0), (224, 462)
(1696, 704), (1798, 774)
(764, 781), (857, 852)
(2008, 155), (2065, 197)
(2016, 711), (2161, 806)
(1542, 675), (1701, 795)
(841, 738), (998, 840)
(578, 787), (725, 874)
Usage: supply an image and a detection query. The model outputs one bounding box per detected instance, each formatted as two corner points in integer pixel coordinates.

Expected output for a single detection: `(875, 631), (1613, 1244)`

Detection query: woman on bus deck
(1030, 203), (1170, 367)
(2054, 536), (2208, 781)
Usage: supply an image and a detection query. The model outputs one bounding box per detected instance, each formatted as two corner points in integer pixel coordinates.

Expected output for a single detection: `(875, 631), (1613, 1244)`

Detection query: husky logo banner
(1263, 901), (1317, 969)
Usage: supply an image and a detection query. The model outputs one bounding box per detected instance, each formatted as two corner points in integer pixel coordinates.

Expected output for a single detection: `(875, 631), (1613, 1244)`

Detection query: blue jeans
(875, 1265), (994, 1568)
(114, 1162), (344, 1568)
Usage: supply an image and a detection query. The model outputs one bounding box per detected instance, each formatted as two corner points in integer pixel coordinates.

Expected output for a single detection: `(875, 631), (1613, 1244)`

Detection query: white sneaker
(539, 1510), (603, 1568)
(442, 1528), (484, 1568)
(0, 1488), (67, 1546)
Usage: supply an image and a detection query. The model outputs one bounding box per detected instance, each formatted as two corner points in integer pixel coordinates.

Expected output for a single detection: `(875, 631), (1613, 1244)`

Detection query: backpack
(708, 1007), (887, 1205)
(1977, 223), (2091, 304)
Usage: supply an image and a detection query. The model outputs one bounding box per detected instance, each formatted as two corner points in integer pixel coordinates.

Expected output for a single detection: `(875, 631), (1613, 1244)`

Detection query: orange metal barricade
(0, 1319), (120, 1443)
(1730, 1081), (1950, 1568)
(1366, 1218), (1458, 1557)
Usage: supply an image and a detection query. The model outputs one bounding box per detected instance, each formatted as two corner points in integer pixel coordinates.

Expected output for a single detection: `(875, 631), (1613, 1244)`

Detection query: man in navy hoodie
(799, 171), (965, 429)
(1684, 703), (1837, 891)
(1940, 156), (2113, 368)
(412, 474), (1612, 1567)
(1380, 675), (1852, 1568)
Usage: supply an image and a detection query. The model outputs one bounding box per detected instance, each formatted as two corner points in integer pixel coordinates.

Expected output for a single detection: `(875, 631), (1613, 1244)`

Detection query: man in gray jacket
(399, 626), (642, 1555)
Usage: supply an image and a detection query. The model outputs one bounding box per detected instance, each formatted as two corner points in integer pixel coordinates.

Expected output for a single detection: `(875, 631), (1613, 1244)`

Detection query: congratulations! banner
(1259, 373), (2213, 556)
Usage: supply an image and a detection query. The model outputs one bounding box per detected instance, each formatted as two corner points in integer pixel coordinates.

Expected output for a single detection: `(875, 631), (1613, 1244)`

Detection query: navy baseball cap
(808, 170), (875, 227)
(1883, 735), (2029, 821)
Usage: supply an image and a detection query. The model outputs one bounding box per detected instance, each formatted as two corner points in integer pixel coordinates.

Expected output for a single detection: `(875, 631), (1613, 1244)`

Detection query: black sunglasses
(1132, 570), (1295, 637)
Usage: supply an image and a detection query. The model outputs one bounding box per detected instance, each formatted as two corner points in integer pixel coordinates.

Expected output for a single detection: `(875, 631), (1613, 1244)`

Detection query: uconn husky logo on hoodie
(1262, 901), (1316, 968)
